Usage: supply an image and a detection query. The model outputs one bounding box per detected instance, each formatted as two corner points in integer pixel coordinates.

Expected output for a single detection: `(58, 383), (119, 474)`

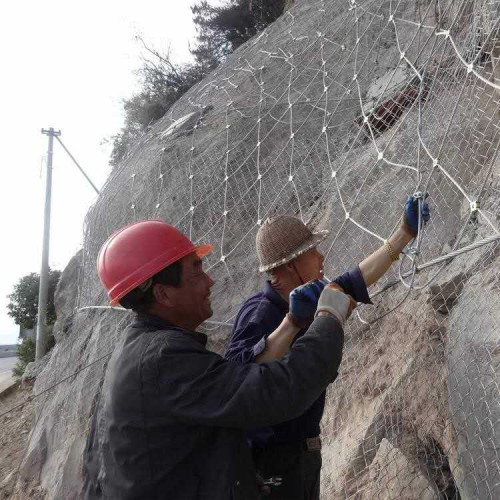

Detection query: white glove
(315, 285), (352, 326)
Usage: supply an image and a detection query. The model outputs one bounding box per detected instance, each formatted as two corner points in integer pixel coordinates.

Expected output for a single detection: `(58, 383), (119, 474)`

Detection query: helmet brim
(258, 230), (329, 272)
(195, 244), (213, 258)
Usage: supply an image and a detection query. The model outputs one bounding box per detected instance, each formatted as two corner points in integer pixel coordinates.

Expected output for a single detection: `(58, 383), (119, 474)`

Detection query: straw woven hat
(256, 215), (329, 272)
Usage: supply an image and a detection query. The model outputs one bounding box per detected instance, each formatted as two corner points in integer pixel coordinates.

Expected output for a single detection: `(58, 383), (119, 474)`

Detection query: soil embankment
(0, 385), (34, 499)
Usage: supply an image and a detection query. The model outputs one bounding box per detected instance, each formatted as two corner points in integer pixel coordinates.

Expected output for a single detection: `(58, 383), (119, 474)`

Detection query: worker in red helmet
(85, 220), (355, 500)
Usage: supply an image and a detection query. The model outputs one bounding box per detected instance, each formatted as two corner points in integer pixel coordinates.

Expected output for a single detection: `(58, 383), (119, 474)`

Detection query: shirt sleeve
(332, 265), (372, 304)
(156, 315), (344, 429)
(224, 321), (267, 364)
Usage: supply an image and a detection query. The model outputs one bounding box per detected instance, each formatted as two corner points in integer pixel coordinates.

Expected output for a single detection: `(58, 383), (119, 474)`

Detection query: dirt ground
(0, 384), (34, 499)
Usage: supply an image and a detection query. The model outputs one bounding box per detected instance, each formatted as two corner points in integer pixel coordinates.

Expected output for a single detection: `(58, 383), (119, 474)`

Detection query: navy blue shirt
(224, 267), (371, 448)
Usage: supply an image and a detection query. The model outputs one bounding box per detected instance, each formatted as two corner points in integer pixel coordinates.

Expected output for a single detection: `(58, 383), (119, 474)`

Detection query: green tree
(12, 338), (36, 378)
(7, 269), (61, 330)
(108, 38), (210, 167)
(7, 270), (60, 377)
(109, 0), (288, 167)
(191, 0), (288, 59)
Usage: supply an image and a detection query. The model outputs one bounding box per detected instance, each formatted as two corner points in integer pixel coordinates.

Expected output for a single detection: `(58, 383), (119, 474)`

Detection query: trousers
(253, 440), (322, 500)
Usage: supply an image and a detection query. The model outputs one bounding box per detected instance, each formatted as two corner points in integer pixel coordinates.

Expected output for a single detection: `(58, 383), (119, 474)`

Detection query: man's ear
(152, 284), (174, 307)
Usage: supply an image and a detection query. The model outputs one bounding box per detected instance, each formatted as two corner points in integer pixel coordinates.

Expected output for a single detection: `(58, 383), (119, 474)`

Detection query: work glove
(315, 284), (354, 326)
(289, 279), (328, 326)
(402, 192), (430, 237)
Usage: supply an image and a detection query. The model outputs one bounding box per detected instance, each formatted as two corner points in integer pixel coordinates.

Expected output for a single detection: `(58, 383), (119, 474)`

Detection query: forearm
(359, 226), (413, 287)
(247, 315), (344, 428)
(255, 314), (300, 362)
(163, 316), (344, 429)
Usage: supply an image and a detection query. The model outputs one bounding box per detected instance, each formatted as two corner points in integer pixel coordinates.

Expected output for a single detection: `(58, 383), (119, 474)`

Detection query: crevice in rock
(342, 408), (392, 496)
(417, 437), (460, 500)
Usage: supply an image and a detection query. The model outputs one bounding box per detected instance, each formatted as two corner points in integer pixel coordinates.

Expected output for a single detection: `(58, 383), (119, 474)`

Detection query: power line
(55, 136), (100, 195)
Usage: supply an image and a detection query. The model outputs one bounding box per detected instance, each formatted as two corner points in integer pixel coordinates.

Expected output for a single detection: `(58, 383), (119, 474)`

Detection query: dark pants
(253, 442), (322, 500)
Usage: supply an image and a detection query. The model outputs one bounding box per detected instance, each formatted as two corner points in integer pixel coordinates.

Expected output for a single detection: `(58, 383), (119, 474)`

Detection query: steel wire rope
(6, 11), (496, 483)
(0, 350), (114, 419)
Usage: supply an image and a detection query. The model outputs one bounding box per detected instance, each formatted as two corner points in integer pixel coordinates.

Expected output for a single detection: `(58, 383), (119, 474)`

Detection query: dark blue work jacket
(224, 267), (371, 448)
(84, 313), (345, 499)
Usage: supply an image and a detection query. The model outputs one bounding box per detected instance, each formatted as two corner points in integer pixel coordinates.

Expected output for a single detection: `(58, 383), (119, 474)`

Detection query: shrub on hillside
(13, 338), (36, 378)
(109, 1), (289, 167)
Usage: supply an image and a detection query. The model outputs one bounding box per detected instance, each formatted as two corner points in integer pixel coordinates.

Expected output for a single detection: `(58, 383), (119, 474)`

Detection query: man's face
(159, 252), (215, 328)
(292, 248), (325, 282)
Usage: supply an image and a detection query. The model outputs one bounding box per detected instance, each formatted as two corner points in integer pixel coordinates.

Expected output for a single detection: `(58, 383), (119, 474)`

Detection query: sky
(0, 0), (198, 345)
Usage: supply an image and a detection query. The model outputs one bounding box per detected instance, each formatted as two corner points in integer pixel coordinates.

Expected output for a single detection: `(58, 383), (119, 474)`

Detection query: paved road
(0, 357), (17, 393)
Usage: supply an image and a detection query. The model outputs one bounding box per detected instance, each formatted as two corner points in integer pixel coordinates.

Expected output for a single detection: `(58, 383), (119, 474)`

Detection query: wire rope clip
(470, 200), (480, 213)
(407, 246), (420, 257)
(470, 200), (480, 223)
(412, 191), (424, 201)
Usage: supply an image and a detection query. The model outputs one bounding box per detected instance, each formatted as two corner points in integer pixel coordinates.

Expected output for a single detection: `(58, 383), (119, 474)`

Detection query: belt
(253, 436), (322, 453)
(303, 436), (322, 451)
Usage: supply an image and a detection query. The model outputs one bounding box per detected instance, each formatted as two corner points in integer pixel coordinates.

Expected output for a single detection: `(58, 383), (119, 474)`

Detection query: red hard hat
(97, 220), (213, 306)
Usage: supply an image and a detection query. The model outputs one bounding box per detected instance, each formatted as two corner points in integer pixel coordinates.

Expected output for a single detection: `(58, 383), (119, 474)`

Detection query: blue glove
(289, 279), (328, 326)
(403, 193), (430, 236)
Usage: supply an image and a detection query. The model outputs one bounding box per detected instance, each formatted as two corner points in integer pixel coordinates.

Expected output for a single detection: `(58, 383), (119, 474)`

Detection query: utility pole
(36, 128), (61, 361)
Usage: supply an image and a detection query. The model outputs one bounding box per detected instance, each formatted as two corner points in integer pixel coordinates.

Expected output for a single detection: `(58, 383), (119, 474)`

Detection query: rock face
(14, 0), (500, 498)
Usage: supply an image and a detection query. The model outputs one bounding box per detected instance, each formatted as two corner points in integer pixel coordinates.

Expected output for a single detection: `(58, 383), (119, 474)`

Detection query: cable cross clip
(470, 200), (480, 213)
(407, 246), (420, 257)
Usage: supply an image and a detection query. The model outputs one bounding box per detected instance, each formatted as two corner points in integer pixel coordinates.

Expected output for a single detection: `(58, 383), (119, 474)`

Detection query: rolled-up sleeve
(332, 265), (372, 304)
(224, 322), (267, 363)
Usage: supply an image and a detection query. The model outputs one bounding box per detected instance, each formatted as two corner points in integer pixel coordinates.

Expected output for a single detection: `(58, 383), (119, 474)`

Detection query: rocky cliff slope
(13, 0), (500, 498)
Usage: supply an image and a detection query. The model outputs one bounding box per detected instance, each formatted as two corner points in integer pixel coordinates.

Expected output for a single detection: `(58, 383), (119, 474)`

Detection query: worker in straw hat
(224, 194), (430, 500)
(86, 219), (357, 499)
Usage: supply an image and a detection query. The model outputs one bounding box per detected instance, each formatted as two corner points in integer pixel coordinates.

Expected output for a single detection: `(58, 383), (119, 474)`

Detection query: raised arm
(158, 285), (350, 429)
(255, 280), (328, 362)
(359, 195), (430, 287)
(224, 310), (301, 364)
(255, 314), (300, 362)
(359, 226), (413, 286)
(225, 281), (325, 365)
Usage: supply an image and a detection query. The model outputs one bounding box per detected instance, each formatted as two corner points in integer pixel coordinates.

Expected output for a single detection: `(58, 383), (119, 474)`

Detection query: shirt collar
(134, 313), (208, 347)
(263, 280), (289, 315)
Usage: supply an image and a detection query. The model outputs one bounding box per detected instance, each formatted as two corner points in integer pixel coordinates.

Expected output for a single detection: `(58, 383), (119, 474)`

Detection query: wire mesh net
(22, 0), (500, 498)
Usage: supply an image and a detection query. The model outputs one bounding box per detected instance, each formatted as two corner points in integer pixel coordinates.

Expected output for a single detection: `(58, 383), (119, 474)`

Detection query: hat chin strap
(290, 261), (307, 286)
